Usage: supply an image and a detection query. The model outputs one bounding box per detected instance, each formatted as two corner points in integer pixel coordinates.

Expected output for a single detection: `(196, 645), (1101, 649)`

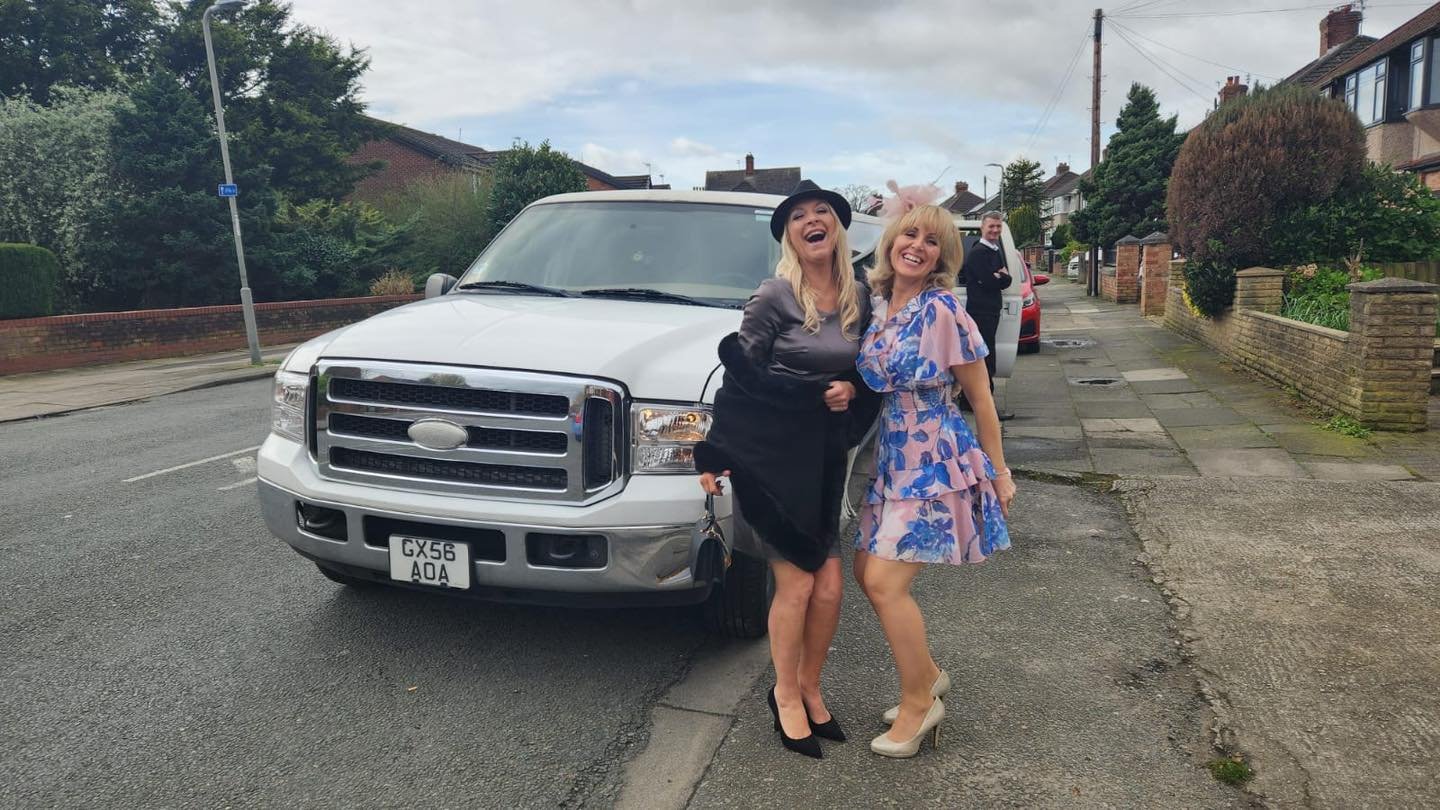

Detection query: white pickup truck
(256, 190), (1019, 637)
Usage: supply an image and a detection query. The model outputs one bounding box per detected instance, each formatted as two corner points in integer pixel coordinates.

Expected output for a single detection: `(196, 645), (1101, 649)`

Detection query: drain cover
(1042, 337), (1095, 349)
(1070, 377), (1124, 387)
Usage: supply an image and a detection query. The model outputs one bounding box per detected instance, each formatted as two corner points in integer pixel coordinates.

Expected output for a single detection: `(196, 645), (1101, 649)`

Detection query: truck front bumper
(256, 435), (726, 606)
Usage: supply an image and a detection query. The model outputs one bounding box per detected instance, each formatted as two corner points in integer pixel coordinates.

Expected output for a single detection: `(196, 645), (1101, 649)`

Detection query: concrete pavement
(0, 343), (294, 423)
(999, 280), (1440, 482)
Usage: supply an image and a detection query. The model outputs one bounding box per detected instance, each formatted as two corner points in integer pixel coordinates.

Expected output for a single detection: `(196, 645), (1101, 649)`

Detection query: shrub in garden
(0, 243), (60, 318)
(372, 172), (494, 279)
(1280, 264), (1384, 331)
(485, 140), (587, 233)
(1269, 165), (1440, 265)
(1182, 251), (1237, 318)
(1167, 84), (1365, 268)
(368, 269), (415, 296)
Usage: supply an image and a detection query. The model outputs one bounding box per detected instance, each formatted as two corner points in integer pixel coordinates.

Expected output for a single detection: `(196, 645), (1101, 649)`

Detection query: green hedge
(0, 243), (60, 318)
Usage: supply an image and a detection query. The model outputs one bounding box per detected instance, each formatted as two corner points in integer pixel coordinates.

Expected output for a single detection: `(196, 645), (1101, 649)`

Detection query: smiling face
(889, 221), (942, 287)
(785, 198), (839, 266)
(981, 216), (1003, 243)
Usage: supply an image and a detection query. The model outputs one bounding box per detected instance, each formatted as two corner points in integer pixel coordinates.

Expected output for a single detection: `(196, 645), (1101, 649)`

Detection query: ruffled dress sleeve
(920, 291), (989, 370)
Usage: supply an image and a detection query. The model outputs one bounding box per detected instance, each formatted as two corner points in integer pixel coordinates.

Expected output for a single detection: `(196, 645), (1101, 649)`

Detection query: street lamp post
(984, 162), (1004, 214)
(202, 0), (262, 365)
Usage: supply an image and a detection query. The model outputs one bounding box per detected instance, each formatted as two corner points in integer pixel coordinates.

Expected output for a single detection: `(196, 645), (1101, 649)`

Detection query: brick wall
(1105, 242), (1140, 303)
(1139, 241), (1171, 316)
(1165, 264), (1437, 431)
(0, 295), (420, 375)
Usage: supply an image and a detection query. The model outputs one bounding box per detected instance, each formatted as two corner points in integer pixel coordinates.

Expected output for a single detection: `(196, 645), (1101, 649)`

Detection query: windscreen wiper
(578, 287), (726, 307)
(454, 280), (572, 298)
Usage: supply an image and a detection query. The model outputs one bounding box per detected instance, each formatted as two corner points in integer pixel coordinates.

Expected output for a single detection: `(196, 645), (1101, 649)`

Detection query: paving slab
(1122, 367), (1190, 383)
(1082, 417), (1165, 434)
(1261, 425), (1376, 458)
(1130, 379), (1206, 395)
(1074, 399), (1154, 419)
(1299, 461), (1415, 481)
(1005, 426), (1084, 440)
(1168, 425), (1279, 451)
(1141, 392), (1223, 410)
(1090, 447), (1197, 476)
(1153, 408), (1250, 428)
(1188, 448), (1309, 478)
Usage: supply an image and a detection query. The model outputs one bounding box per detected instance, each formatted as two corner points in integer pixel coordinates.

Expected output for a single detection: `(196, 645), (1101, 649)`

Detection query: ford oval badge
(407, 418), (469, 450)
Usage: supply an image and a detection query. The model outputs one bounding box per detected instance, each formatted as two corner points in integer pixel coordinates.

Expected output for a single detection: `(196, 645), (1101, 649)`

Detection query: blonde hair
(868, 204), (964, 300)
(774, 211), (863, 340)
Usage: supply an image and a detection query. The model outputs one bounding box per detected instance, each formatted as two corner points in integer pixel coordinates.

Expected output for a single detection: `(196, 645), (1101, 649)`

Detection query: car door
(956, 227), (1021, 378)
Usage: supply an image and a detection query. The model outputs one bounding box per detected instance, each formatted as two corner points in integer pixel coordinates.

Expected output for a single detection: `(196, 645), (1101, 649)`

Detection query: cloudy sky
(289, 0), (1427, 194)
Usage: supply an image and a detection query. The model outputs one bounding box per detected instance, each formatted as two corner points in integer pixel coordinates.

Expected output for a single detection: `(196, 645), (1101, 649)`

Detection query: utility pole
(1088, 7), (1103, 297)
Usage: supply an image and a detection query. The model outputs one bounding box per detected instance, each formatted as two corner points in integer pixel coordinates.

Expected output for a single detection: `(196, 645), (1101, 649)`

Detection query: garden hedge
(0, 243), (59, 319)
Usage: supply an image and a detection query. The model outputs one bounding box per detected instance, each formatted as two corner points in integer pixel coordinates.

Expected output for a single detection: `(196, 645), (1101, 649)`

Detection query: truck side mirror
(425, 273), (458, 299)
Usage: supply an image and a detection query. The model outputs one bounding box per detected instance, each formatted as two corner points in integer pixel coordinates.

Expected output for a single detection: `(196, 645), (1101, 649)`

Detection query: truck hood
(289, 294), (740, 402)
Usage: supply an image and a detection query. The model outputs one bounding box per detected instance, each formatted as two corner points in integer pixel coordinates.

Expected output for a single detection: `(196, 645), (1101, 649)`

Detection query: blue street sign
(218, 183), (239, 198)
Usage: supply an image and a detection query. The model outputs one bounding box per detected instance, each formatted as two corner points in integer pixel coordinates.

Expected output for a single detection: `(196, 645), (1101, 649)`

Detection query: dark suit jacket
(960, 239), (1012, 316)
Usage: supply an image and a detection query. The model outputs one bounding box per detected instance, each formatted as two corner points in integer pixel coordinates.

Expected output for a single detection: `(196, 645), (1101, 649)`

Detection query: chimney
(1218, 75), (1249, 105)
(955, 181), (968, 193)
(1319, 4), (1362, 56)
(744, 153), (755, 175)
(1056, 161), (1070, 175)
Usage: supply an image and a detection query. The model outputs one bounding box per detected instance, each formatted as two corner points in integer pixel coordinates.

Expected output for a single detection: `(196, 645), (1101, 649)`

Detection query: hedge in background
(1167, 84), (1365, 268)
(0, 243), (60, 318)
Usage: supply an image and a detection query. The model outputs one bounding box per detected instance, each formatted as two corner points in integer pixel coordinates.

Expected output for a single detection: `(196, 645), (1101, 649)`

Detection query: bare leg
(769, 559), (816, 739)
(798, 557), (842, 722)
(856, 550), (940, 690)
(859, 555), (936, 742)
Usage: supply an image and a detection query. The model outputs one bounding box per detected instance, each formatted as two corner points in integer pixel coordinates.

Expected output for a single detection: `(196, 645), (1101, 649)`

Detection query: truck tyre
(702, 550), (772, 638)
(314, 562), (378, 589)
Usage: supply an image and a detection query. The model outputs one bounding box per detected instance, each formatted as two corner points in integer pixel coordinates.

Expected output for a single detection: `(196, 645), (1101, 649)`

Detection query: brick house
(1041, 162), (1084, 242)
(704, 154), (800, 194)
(939, 181), (984, 215)
(1286, 3), (1440, 191)
(348, 118), (660, 201)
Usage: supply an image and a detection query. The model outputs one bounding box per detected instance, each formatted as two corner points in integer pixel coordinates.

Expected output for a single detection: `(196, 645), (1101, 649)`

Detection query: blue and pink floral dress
(854, 288), (1011, 565)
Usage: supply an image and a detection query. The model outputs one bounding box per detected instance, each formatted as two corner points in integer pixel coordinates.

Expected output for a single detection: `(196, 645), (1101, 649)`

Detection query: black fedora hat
(769, 179), (852, 242)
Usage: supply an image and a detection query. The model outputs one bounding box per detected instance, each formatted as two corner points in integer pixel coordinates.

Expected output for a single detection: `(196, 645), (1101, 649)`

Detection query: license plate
(389, 535), (470, 589)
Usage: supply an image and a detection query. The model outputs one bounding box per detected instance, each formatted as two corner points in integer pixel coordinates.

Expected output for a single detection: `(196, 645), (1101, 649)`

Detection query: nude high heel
(882, 669), (950, 724)
(870, 698), (944, 758)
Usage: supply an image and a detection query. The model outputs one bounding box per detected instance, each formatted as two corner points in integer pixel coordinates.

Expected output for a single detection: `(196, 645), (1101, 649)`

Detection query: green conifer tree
(1071, 84), (1184, 251)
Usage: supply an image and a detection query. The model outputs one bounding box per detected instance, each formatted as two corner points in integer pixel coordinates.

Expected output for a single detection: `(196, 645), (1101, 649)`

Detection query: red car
(1018, 260), (1048, 354)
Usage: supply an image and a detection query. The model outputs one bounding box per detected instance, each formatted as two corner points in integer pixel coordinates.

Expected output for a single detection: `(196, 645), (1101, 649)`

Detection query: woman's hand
(824, 380), (856, 412)
(699, 470), (730, 496)
(992, 472), (1016, 517)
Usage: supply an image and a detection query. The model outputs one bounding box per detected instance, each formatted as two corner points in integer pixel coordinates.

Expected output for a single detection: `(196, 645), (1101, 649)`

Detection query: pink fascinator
(877, 180), (942, 219)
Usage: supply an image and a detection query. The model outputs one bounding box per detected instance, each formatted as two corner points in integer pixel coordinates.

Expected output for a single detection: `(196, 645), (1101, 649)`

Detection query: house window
(1411, 40), (1426, 111)
(1432, 37), (1440, 105)
(1350, 59), (1387, 125)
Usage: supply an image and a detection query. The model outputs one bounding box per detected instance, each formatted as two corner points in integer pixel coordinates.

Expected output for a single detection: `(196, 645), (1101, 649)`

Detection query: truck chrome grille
(312, 361), (625, 504)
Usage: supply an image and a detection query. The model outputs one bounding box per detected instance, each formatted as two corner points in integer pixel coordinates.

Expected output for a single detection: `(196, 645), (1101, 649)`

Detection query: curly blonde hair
(868, 204), (964, 300)
(774, 211), (863, 340)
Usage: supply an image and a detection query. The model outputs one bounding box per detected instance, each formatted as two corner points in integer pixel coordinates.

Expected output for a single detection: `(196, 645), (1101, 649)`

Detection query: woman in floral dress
(854, 201), (1015, 758)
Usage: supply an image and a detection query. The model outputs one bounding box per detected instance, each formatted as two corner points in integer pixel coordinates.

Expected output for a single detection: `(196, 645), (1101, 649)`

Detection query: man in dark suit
(960, 211), (1013, 419)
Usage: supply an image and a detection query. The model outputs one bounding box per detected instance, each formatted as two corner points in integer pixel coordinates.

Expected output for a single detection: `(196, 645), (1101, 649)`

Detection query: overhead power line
(1027, 26), (1093, 150)
(1113, 2), (1430, 19)
(1110, 23), (1214, 104)
(1108, 18), (1281, 81)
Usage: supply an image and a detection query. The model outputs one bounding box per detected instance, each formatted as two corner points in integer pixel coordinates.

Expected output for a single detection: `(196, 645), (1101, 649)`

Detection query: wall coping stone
(1235, 266), (1286, 278)
(1137, 231), (1169, 245)
(1115, 234), (1142, 245)
(1349, 276), (1440, 294)
(1248, 309), (1349, 340)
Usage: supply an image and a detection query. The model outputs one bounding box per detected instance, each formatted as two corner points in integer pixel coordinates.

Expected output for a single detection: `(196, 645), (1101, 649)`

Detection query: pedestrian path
(0, 343), (294, 422)
(999, 280), (1440, 481)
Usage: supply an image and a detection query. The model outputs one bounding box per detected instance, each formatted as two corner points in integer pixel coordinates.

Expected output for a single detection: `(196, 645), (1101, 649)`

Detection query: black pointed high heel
(806, 707), (846, 742)
(768, 687), (822, 759)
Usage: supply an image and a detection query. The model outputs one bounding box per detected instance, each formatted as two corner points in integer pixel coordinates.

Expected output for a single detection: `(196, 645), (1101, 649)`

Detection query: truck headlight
(271, 370), (308, 442)
(631, 403), (711, 474)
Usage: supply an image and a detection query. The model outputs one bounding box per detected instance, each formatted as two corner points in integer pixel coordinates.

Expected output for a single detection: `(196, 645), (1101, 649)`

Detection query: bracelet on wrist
(995, 468), (1012, 478)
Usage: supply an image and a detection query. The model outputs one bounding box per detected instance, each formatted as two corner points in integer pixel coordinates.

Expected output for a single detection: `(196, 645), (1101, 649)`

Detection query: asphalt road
(2, 378), (1253, 809)
(0, 380), (712, 808)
